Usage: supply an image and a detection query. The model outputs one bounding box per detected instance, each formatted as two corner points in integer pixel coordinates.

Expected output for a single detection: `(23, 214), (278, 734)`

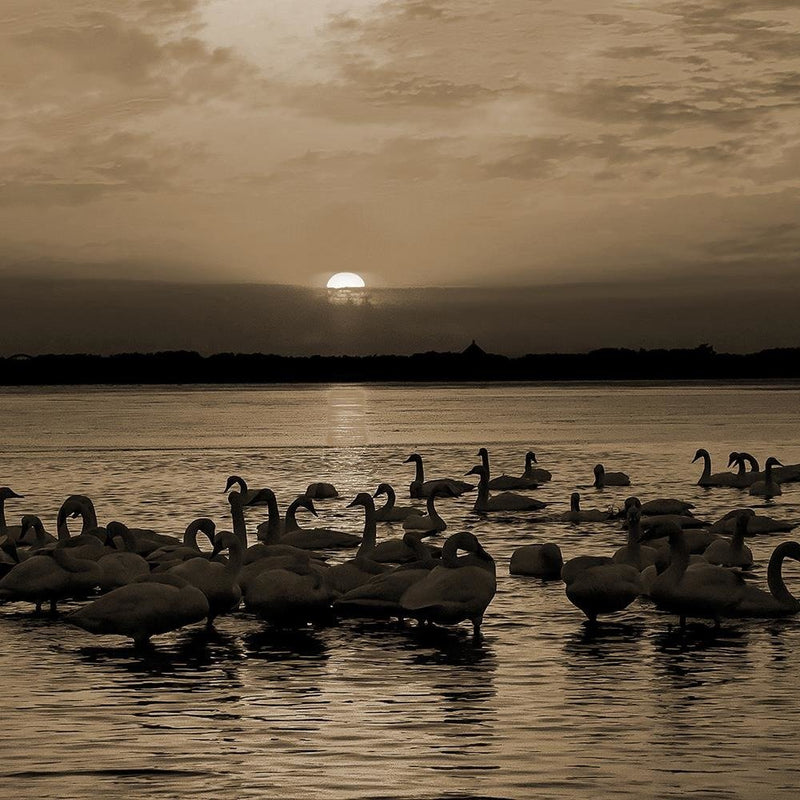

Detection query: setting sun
(326, 272), (365, 289)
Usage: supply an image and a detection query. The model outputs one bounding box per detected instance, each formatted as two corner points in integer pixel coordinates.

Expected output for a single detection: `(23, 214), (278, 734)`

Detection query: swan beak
(8, 490), (23, 498)
(346, 497), (361, 508)
(465, 466), (480, 476)
(403, 455), (415, 463)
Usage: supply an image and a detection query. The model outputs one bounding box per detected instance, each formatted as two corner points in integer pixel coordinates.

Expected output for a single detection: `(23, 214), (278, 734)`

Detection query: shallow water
(1, 383), (800, 800)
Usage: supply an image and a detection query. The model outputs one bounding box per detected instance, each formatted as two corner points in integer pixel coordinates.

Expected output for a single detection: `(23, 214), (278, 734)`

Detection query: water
(1, 382), (800, 800)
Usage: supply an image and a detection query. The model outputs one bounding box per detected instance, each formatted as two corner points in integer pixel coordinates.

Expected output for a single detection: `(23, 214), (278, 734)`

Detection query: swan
(146, 518), (218, 570)
(709, 509), (795, 535)
(0, 488), (24, 538)
(400, 531), (496, 636)
(305, 482), (339, 499)
(639, 498), (695, 517)
(404, 453), (474, 499)
(477, 448), (539, 491)
(703, 510), (754, 568)
(402, 485), (454, 533)
(373, 483), (423, 523)
(0, 543), (102, 614)
(223, 475), (271, 506)
(334, 533), (438, 620)
(67, 573), (209, 647)
(467, 465), (547, 513)
(243, 557), (336, 628)
(557, 493), (611, 523)
(509, 542), (563, 579)
(97, 522), (150, 591)
(692, 448), (741, 488)
(643, 523), (746, 628)
(593, 464), (630, 488)
(325, 494), (391, 595)
(749, 457), (783, 498)
(564, 562), (642, 623)
(730, 541), (800, 617)
(523, 451), (552, 483)
(369, 529), (441, 564)
(278, 496), (362, 550)
(170, 531), (243, 627)
(612, 507), (659, 571)
(727, 452), (761, 487)
(16, 514), (57, 550)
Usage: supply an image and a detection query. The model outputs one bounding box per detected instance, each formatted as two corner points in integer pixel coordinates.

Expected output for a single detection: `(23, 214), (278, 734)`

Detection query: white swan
(639, 498), (695, 517)
(373, 483), (423, 523)
(400, 531), (496, 636)
(709, 509), (795, 535)
(146, 518), (218, 570)
(564, 562), (642, 623)
(169, 531), (244, 627)
(0, 488), (24, 539)
(279, 493), (362, 550)
(0, 543), (103, 614)
(644, 523), (746, 628)
(523, 451), (552, 483)
(703, 510), (754, 568)
(611, 507), (659, 571)
(730, 541), (800, 617)
(334, 534), (437, 620)
(305, 482), (339, 499)
(593, 464), (630, 488)
(467, 465), (547, 513)
(749, 457), (783, 498)
(509, 542), (563, 579)
(402, 485), (453, 533)
(404, 453), (474, 499)
(97, 522), (150, 591)
(557, 493), (611, 523)
(325, 494), (391, 595)
(727, 452), (760, 487)
(67, 573), (209, 647)
(692, 448), (741, 488)
(477, 448), (539, 491)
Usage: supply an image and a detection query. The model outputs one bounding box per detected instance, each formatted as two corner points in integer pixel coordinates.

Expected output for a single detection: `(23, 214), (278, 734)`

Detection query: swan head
(593, 464), (605, 477)
(765, 457), (783, 468)
(211, 530), (239, 557)
(735, 509), (755, 535)
(294, 495), (318, 517)
(404, 454), (422, 464)
(477, 447), (489, 459)
(61, 495), (96, 519)
(526, 451), (538, 464)
(727, 451), (741, 468)
(347, 492), (375, 510)
(624, 496), (641, 512)
(641, 520), (682, 544)
(373, 483), (392, 498)
(185, 517), (216, 543)
(105, 521), (131, 547)
(692, 448), (709, 463)
(20, 515), (42, 539)
(0, 487), (23, 501)
(224, 475), (246, 493)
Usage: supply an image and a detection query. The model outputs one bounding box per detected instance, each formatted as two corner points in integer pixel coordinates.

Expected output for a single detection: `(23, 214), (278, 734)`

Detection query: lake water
(1, 383), (800, 800)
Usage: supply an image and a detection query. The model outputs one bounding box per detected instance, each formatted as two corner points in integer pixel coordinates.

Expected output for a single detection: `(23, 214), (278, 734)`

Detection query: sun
(326, 272), (366, 289)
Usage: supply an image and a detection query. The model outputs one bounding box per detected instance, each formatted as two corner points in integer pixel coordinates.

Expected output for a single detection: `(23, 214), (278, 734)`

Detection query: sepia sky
(1, 1), (800, 355)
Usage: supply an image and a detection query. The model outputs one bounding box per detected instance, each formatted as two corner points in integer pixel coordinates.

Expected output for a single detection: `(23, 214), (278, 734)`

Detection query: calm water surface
(2, 383), (800, 800)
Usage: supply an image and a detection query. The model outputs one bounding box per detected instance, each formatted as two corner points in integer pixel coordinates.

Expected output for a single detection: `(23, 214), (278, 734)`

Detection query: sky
(1, 1), (799, 352)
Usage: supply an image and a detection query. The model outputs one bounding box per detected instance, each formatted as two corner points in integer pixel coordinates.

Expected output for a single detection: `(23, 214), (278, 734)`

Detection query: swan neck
(666, 535), (690, 578)
(767, 544), (800, 608)
(358, 503), (377, 553)
(0, 498), (6, 529)
(382, 485), (396, 512)
(414, 458), (424, 483)
(426, 494), (444, 524)
(229, 500), (248, 546)
(226, 537), (245, 574)
(570, 496), (580, 513)
(265, 492), (281, 533)
(56, 506), (72, 541)
(480, 451), (490, 474)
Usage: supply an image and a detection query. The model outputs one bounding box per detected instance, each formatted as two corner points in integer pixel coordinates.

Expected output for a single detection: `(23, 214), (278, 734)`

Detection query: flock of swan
(0, 446), (799, 649)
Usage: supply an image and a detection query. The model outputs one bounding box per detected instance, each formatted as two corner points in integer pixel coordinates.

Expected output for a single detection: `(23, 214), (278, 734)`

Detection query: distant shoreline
(1, 344), (799, 385)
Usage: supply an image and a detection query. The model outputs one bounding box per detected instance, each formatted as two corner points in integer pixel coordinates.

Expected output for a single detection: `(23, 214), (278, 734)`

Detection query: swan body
(730, 541), (800, 616)
(373, 483), (423, 523)
(727, 453), (761, 487)
(404, 453), (474, 499)
(557, 493), (611, 523)
(709, 509), (795, 535)
(509, 543), (563, 579)
(693, 449), (741, 488)
(561, 555), (614, 585)
(478, 448), (540, 491)
(467, 465), (547, 513)
(370, 530), (441, 564)
(593, 464), (630, 488)
(703, 510), (753, 568)
(639, 498), (695, 517)
(275, 494), (361, 550)
(749, 457), (783, 498)
(564, 563), (642, 622)
(400, 531), (496, 636)
(68, 573), (209, 646)
(644, 523), (746, 627)
(522, 451), (552, 483)
(0, 545), (102, 613)
(146, 518), (217, 569)
(305, 482), (338, 499)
